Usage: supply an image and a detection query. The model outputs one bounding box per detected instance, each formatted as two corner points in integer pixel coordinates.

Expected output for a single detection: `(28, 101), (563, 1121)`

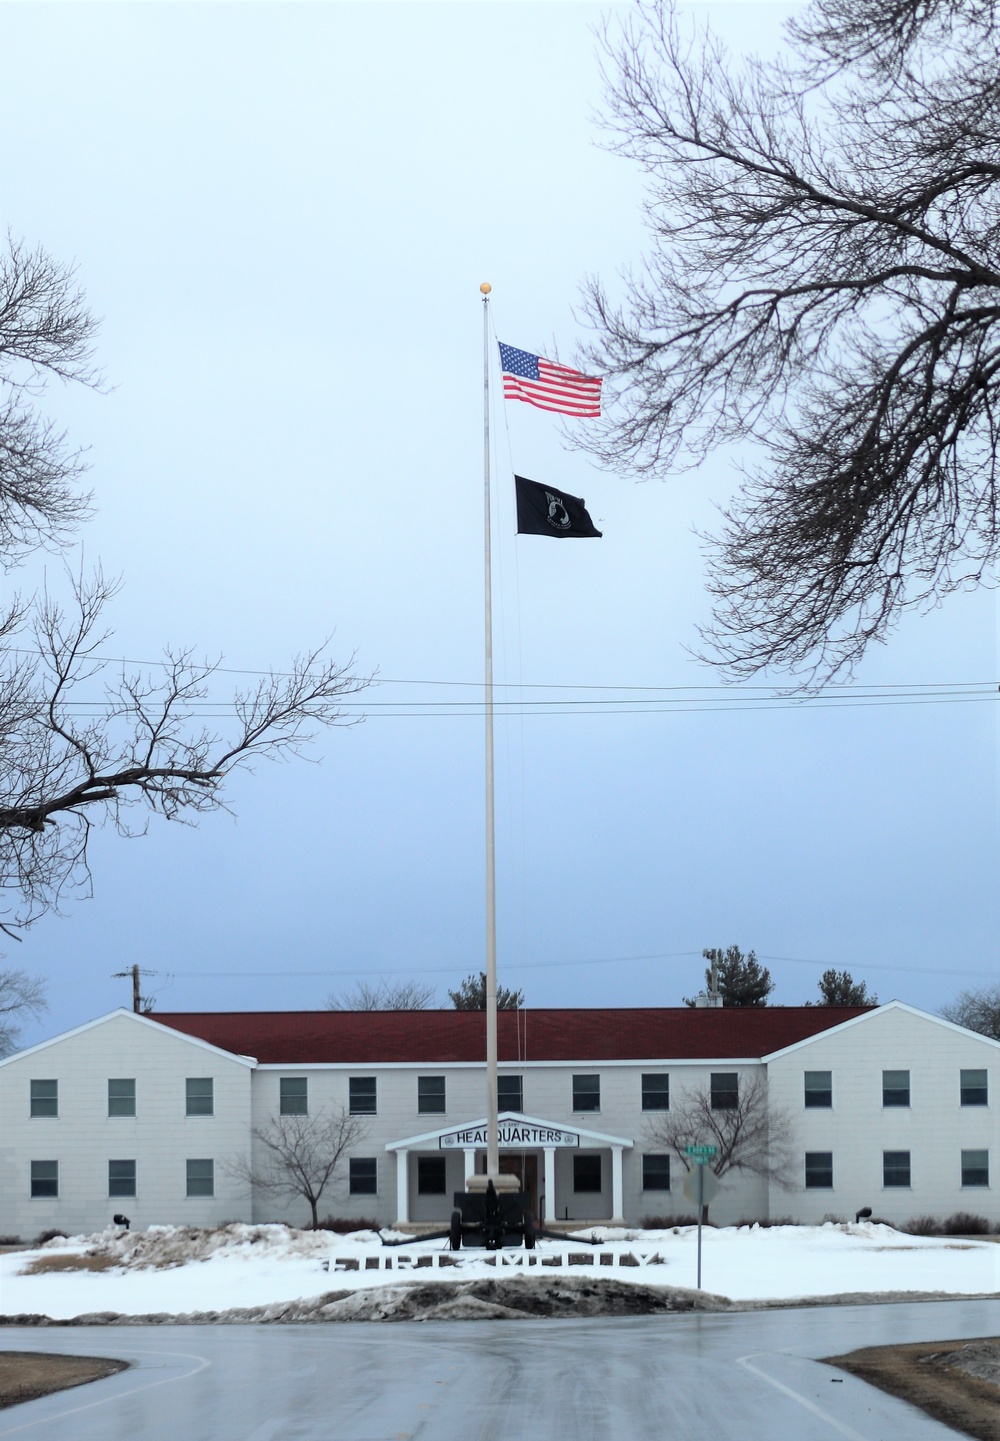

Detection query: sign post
(683, 1145), (719, 1289)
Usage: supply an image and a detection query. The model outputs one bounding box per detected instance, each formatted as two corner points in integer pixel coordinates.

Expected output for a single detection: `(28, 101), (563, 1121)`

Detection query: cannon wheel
(449, 1208), (463, 1251)
(523, 1213), (536, 1250)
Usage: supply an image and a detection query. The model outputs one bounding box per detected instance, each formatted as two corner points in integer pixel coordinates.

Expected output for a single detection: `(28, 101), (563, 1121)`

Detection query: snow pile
(1, 1221), (996, 1322)
(67, 1222), (353, 1270)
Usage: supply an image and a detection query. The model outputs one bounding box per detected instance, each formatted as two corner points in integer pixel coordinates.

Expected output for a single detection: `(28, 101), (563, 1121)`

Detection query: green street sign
(684, 1144), (719, 1160)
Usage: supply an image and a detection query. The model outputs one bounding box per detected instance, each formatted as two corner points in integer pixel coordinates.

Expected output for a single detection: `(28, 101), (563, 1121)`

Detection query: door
(499, 1153), (538, 1218)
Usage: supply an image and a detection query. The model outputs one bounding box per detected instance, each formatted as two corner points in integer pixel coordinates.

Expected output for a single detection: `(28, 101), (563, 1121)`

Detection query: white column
(464, 1148), (477, 1185)
(611, 1146), (624, 1223)
(544, 1148), (556, 1223)
(395, 1151), (409, 1225)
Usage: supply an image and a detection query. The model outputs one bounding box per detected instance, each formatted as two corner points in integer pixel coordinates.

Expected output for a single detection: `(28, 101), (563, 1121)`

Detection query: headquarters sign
(439, 1123), (580, 1150)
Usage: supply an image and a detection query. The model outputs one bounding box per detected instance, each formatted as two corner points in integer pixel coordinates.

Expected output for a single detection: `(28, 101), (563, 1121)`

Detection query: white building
(0, 1001), (996, 1237)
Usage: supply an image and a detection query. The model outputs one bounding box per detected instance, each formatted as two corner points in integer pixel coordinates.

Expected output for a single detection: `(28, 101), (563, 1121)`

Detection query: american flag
(498, 342), (602, 418)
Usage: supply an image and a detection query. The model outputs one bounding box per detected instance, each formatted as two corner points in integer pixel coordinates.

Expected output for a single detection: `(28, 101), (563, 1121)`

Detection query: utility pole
(112, 964), (153, 1013)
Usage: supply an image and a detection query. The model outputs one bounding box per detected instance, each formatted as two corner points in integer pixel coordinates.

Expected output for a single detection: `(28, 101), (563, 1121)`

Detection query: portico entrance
(386, 1112), (632, 1227)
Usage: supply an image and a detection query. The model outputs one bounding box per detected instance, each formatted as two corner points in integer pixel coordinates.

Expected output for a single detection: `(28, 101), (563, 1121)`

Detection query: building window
(804, 1071), (832, 1108)
(350, 1157), (378, 1196)
(883, 1150), (911, 1188)
(349, 1077), (377, 1115)
(961, 1150), (989, 1187)
(641, 1075), (669, 1111)
(30, 1079), (58, 1118)
(30, 1161), (58, 1198)
(108, 1078), (136, 1117)
(642, 1154), (671, 1191)
(960, 1070), (988, 1107)
(417, 1156), (447, 1195)
(572, 1074), (600, 1112)
(279, 1077), (308, 1115)
(186, 1078), (214, 1117)
(417, 1076), (445, 1114)
(711, 1073), (739, 1111)
(805, 1152), (833, 1189)
(108, 1159), (136, 1198)
(186, 1159), (214, 1197)
(497, 1074), (523, 1113)
(573, 1154), (602, 1193)
(882, 1070), (910, 1107)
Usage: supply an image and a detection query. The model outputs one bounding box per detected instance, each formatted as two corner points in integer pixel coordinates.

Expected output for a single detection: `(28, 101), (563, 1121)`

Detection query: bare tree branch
(582, 0), (1000, 681)
(224, 1108), (369, 1229)
(0, 569), (369, 932)
(940, 982), (1000, 1040)
(0, 967), (47, 1057)
(0, 234), (371, 933)
(0, 235), (98, 562)
(326, 978), (435, 1011)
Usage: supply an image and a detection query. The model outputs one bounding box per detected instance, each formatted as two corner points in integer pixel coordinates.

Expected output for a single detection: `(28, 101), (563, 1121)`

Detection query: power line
(8, 646), (997, 695)
(24, 691), (1000, 720)
(165, 951), (996, 982)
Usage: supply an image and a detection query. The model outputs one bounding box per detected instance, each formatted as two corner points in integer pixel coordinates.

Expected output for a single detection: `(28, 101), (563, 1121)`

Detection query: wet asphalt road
(0, 1300), (996, 1440)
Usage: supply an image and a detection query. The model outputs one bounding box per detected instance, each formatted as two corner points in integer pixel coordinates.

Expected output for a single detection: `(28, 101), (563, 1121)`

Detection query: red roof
(151, 1007), (871, 1065)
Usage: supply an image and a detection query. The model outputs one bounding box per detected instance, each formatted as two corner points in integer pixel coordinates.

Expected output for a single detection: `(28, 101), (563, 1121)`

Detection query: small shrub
(821, 1214), (846, 1225)
(641, 1214), (699, 1229)
(33, 1228), (67, 1246)
(313, 1216), (380, 1233)
(902, 1215), (944, 1236)
(941, 1212), (995, 1236)
(0, 1235), (22, 1246)
(733, 1216), (797, 1229)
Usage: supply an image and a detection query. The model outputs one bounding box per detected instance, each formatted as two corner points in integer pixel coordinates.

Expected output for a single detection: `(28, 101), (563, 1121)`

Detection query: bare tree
(326, 977), (435, 1011)
(583, 0), (1000, 681)
(0, 569), (367, 935)
(0, 235), (369, 933)
(644, 1073), (794, 1220)
(0, 235), (99, 562)
(941, 982), (1000, 1041)
(225, 1107), (369, 1229)
(0, 967), (47, 1056)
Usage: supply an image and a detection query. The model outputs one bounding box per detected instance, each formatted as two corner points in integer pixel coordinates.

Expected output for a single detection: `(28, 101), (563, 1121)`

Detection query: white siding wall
(249, 1059), (773, 1226)
(0, 1012), (253, 1240)
(766, 1009), (1000, 1226)
(3, 1004), (994, 1234)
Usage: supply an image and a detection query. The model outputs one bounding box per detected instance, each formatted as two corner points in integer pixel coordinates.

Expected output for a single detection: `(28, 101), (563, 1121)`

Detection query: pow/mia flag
(514, 475), (602, 539)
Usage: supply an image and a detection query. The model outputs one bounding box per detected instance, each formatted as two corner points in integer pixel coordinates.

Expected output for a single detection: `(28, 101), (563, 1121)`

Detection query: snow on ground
(0, 1222), (996, 1320)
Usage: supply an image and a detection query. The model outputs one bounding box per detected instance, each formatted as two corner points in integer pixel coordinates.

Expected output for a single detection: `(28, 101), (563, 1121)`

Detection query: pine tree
(448, 972), (524, 1010)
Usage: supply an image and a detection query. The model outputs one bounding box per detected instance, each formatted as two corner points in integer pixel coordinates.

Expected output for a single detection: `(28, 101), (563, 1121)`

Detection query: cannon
(449, 1177), (534, 1251)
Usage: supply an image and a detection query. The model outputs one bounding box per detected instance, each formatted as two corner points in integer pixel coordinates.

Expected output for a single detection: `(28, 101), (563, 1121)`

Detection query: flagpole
(480, 281), (499, 1183)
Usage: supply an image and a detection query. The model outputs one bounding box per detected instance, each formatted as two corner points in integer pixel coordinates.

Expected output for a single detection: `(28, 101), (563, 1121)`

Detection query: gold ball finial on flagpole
(480, 282), (492, 294)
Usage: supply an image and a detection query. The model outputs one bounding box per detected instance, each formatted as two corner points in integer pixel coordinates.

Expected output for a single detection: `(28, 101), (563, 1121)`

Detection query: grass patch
(0, 1352), (128, 1409)
(20, 1253), (118, 1275)
(827, 1338), (1000, 1441)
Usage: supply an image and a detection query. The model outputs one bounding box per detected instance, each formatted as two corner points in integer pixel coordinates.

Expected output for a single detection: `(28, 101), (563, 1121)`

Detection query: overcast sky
(2, 1), (997, 1048)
